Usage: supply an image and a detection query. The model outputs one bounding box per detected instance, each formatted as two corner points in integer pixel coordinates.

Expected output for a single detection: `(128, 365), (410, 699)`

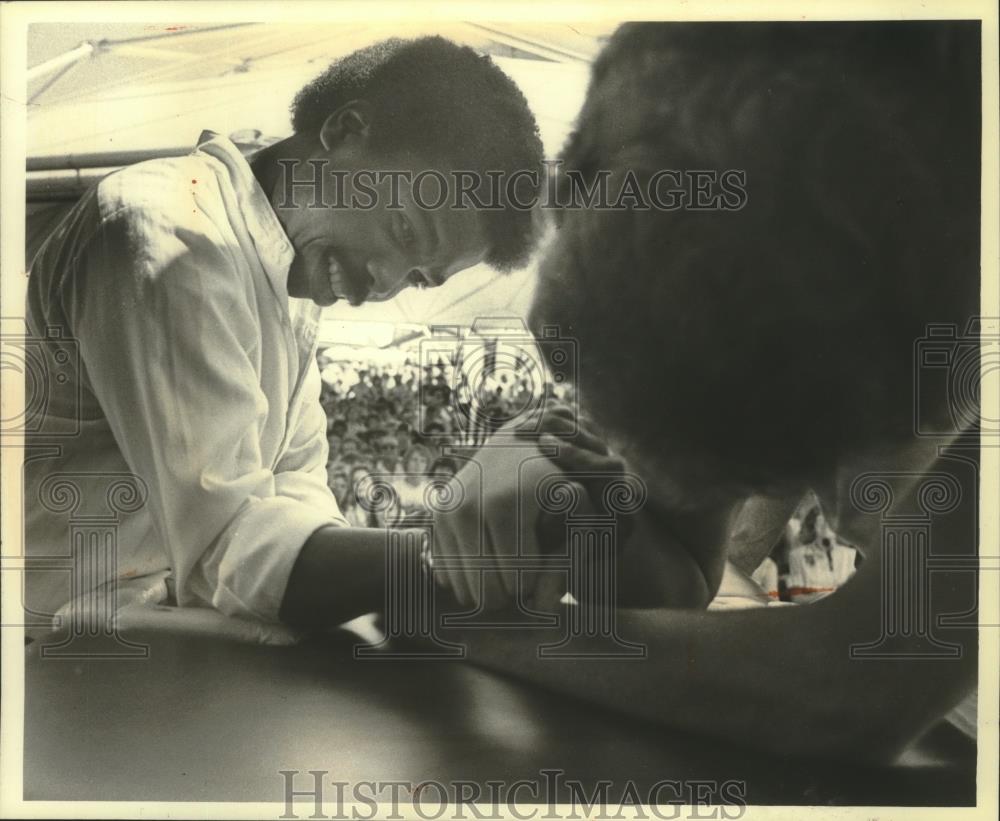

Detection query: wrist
(279, 525), (388, 630)
(615, 508), (721, 608)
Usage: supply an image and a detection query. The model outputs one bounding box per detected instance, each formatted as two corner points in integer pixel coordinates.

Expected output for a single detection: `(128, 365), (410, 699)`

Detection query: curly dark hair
(291, 36), (545, 271)
(531, 21), (981, 503)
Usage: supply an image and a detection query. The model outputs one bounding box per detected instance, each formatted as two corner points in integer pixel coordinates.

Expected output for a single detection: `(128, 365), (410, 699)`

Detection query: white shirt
(787, 542), (857, 603)
(750, 557), (781, 600)
(24, 132), (347, 631)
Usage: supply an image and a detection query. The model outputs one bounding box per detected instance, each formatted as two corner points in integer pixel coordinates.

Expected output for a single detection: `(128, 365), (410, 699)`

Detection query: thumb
(539, 434), (624, 474)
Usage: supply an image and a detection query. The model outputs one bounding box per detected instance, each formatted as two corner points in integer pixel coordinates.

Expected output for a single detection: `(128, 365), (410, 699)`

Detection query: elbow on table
(766, 589), (979, 764)
(781, 685), (971, 765)
(802, 719), (920, 766)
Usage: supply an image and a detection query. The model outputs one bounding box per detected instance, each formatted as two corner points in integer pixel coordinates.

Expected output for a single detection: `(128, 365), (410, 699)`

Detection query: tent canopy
(27, 23), (611, 332)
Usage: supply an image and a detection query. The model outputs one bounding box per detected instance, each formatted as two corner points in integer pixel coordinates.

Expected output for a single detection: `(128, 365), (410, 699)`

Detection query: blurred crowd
(317, 349), (570, 527)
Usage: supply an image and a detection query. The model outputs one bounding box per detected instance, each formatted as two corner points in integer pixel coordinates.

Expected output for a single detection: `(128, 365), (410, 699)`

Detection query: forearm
(614, 512), (716, 608)
(279, 526), (419, 630)
(455, 564), (976, 762)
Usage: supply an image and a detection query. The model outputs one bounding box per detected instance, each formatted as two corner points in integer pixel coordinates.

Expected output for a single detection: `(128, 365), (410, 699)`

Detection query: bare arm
(449, 450), (978, 763)
(279, 526), (422, 629)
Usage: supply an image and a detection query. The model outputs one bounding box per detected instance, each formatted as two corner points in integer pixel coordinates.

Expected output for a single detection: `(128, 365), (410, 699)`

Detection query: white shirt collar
(194, 130), (297, 296)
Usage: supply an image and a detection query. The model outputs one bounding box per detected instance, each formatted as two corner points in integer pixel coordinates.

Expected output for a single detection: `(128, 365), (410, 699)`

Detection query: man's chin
(286, 286), (337, 308)
(317, 294), (339, 308)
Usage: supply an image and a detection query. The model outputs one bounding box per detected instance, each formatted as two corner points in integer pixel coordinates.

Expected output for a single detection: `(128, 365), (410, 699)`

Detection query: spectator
(341, 436), (362, 460)
(750, 555), (780, 601)
(396, 422), (414, 454)
(786, 506), (859, 603)
(374, 434), (402, 477)
(429, 456), (459, 480)
(341, 463), (379, 528)
(390, 444), (433, 522)
(327, 468), (351, 510)
(327, 434), (342, 463)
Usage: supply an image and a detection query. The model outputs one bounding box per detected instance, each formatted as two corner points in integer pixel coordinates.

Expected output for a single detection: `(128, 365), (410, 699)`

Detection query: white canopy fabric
(27, 23), (609, 331)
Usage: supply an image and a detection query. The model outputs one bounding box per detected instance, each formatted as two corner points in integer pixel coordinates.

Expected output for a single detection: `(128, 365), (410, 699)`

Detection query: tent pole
(99, 23), (255, 47)
(27, 147), (192, 173)
(27, 41), (98, 83)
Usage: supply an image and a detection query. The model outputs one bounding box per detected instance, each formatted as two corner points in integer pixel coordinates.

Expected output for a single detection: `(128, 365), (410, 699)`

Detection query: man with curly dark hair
(432, 21), (982, 762)
(25, 35), (544, 637)
(257, 35), (544, 308)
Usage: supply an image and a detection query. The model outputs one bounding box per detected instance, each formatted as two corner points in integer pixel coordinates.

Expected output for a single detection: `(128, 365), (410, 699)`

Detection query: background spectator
(317, 348), (574, 527)
(784, 499), (860, 603)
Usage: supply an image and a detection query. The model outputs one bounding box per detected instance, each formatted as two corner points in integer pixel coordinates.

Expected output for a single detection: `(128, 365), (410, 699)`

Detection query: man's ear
(319, 100), (373, 152)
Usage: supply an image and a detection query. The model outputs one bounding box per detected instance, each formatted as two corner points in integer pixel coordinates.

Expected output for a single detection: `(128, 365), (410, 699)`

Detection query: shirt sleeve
(64, 204), (341, 622)
(272, 359), (350, 521)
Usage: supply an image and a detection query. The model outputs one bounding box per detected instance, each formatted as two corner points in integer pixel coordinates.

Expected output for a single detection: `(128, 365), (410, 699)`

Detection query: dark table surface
(23, 624), (976, 807)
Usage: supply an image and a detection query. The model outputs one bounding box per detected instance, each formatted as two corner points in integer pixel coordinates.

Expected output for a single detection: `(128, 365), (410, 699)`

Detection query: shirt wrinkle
(24, 132), (346, 632)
